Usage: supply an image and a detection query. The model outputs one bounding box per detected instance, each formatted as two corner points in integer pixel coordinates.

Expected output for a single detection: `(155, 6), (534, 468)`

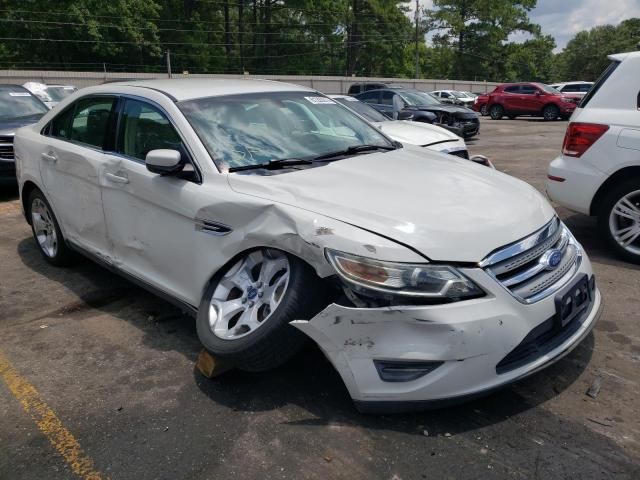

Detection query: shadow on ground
(16, 232), (595, 435)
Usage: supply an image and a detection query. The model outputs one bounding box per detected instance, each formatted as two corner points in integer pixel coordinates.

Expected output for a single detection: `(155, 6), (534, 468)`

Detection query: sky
(417, 0), (640, 52)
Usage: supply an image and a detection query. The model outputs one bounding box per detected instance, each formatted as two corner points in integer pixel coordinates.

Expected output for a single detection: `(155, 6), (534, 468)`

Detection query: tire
(542, 104), (560, 121)
(27, 189), (74, 266)
(480, 105), (488, 116)
(597, 179), (640, 264)
(489, 104), (504, 120)
(196, 248), (328, 371)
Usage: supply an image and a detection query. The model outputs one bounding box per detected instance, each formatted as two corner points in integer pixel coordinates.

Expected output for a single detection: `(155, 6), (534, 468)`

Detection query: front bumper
(293, 255), (600, 410)
(0, 158), (16, 178)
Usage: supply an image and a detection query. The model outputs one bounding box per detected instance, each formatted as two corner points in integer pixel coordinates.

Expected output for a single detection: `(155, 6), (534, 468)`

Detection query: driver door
(100, 97), (203, 303)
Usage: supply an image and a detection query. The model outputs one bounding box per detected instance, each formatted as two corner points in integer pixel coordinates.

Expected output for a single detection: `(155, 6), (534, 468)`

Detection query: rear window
(580, 61), (620, 108)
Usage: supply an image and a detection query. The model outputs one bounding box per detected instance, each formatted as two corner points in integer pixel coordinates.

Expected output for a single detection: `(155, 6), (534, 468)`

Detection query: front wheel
(480, 105), (488, 116)
(196, 249), (328, 371)
(598, 180), (640, 264)
(489, 104), (504, 120)
(542, 104), (560, 121)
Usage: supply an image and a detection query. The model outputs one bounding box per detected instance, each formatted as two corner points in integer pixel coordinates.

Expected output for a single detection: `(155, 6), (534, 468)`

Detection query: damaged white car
(14, 79), (602, 412)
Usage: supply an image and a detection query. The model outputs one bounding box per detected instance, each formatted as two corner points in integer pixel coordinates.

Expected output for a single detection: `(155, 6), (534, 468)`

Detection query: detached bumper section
(292, 219), (601, 410)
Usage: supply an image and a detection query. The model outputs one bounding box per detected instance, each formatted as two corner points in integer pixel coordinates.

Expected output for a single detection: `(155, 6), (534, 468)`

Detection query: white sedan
(331, 95), (493, 168)
(15, 79), (601, 411)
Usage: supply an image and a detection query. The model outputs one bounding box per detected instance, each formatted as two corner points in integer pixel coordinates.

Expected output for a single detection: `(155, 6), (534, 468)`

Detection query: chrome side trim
(195, 218), (233, 236)
(480, 217), (560, 268)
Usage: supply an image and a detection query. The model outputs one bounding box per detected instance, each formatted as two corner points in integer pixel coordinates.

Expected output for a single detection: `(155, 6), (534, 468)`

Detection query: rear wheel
(489, 104), (504, 120)
(196, 248), (328, 371)
(542, 104), (560, 121)
(598, 180), (640, 264)
(28, 189), (74, 266)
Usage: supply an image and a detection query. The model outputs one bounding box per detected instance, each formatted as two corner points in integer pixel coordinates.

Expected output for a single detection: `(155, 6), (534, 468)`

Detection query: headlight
(561, 97), (573, 103)
(325, 249), (484, 300)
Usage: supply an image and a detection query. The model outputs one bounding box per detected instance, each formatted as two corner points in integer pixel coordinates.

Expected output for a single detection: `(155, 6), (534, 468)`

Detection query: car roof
(609, 51), (640, 62)
(0, 84), (31, 92)
(87, 78), (315, 101)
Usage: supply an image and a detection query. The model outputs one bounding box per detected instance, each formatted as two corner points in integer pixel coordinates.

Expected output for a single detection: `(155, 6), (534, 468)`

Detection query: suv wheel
(196, 249), (328, 371)
(28, 189), (74, 266)
(598, 180), (640, 264)
(542, 104), (559, 121)
(489, 104), (504, 120)
(480, 105), (488, 116)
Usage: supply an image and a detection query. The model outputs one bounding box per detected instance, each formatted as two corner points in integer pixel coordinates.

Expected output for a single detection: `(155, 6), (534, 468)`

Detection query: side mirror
(470, 155), (495, 169)
(397, 110), (414, 120)
(145, 149), (183, 175)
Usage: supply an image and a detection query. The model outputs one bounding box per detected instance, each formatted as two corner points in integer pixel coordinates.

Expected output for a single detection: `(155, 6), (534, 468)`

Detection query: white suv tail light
(561, 122), (609, 157)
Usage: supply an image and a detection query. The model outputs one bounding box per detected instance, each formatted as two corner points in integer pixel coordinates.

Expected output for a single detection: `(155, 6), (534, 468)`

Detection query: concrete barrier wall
(0, 70), (500, 94)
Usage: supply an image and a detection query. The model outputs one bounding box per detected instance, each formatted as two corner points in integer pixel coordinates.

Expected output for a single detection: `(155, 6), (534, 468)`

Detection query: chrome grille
(0, 135), (14, 160)
(481, 218), (581, 304)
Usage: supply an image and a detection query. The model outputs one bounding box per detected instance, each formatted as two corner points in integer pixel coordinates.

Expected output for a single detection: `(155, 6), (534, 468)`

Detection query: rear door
(501, 86), (521, 111)
(100, 97), (204, 303)
(519, 84), (543, 113)
(38, 96), (116, 255)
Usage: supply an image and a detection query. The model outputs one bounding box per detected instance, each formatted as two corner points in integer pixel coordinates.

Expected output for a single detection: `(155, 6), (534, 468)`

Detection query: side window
(358, 91), (379, 104)
(504, 86), (520, 94)
(49, 105), (76, 139)
(347, 85), (360, 95)
(117, 99), (184, 161)
(68, 97), (115, 148)
(441, 92), (451, 98)
(381, 91), (395, 105)
(563, 84), (579, 92)
(580, 84), (592, 93)
(520, 85), (538, 95)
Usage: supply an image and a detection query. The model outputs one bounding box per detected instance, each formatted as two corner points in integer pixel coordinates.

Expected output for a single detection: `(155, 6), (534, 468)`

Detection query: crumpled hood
(375, 121), (461, 146)
(228, 147), (555, 262)
(412, 104), (476, 115)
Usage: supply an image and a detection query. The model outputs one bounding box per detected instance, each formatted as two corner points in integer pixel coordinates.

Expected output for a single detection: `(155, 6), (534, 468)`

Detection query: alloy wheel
(208, 249), (290, 340)
(31, 198), (58, 258)
(609, 190), (640, 255)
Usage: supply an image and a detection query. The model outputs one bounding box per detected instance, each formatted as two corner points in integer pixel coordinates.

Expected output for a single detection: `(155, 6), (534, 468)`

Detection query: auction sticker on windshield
(304, 96), (336, 104)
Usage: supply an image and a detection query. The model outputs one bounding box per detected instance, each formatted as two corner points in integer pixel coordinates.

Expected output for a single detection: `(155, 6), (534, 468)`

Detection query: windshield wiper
(228, 158), (313, 173)
(312, 144), (397, 161)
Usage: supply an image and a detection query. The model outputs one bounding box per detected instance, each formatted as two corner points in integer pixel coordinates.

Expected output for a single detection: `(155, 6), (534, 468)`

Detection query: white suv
(547, 52), (640, 263)
(14, 79), (601, 411)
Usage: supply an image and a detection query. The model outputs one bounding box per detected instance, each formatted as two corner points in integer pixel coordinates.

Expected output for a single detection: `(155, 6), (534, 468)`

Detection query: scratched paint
(0, 351), (106, 480)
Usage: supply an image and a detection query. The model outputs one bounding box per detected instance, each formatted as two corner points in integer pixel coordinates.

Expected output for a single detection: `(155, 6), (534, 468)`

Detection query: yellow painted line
(0, 350), (107, 480)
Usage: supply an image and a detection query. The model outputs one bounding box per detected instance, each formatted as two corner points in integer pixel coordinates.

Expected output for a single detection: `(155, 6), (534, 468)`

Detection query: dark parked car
(347, 82), (406, 95)
(0, 84), (49, 179)
(485, 82), (580, 121)
(356, 88), (480, 138)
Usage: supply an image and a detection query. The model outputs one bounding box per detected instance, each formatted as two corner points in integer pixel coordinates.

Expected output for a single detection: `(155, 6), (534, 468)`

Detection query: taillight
(562, 122), (609, 157)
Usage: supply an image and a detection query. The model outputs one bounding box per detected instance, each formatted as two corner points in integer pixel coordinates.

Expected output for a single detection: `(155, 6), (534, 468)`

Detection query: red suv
(486, 83), (580, 121)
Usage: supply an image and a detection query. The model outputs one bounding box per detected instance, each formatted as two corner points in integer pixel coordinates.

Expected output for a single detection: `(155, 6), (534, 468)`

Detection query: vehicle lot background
(1, 117), (639, 479)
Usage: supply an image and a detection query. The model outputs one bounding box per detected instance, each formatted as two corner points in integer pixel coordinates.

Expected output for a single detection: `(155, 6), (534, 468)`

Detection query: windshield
(0, 88), (48, 120)
(539, 84), (561, 94)
(180, 91), (393, 171)
(45, 86), (77, 102)
(333, 97), (389, 123)
(398, 90), (441, 106)
(451, 91), (467, 98)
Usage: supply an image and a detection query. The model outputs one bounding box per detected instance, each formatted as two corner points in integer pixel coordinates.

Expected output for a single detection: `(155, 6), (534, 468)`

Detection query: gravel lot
(1, 117), (639, 479)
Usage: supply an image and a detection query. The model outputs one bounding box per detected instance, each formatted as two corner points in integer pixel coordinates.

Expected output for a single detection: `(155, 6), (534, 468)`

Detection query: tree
(554, 18), (640, 81)
(425, 0), (538, 79)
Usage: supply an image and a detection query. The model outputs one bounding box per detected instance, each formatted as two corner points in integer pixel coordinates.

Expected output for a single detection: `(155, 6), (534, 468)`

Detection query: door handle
(104, 172), (130, 184)
(41, 152), (57, 162)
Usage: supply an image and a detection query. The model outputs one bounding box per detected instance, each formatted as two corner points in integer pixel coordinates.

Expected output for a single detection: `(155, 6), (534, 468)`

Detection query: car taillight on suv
(561, 122), (609, 157)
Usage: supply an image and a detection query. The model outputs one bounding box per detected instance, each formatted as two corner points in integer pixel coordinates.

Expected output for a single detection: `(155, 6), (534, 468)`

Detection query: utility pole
(414, 0), (420, 79)
(166, 49), (172, 78)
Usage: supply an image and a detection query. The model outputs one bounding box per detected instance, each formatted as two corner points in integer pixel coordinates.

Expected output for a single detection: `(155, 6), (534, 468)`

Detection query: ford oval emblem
(540, 249), (563, 270)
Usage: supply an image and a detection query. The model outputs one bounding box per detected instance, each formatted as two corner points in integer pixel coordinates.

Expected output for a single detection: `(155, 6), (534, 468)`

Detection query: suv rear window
(580, 61), (620, 108)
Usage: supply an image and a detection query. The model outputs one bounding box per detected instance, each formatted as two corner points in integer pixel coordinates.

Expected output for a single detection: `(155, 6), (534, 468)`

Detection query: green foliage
(553, 18), (640, 81)
(0, 0), (636, 82)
